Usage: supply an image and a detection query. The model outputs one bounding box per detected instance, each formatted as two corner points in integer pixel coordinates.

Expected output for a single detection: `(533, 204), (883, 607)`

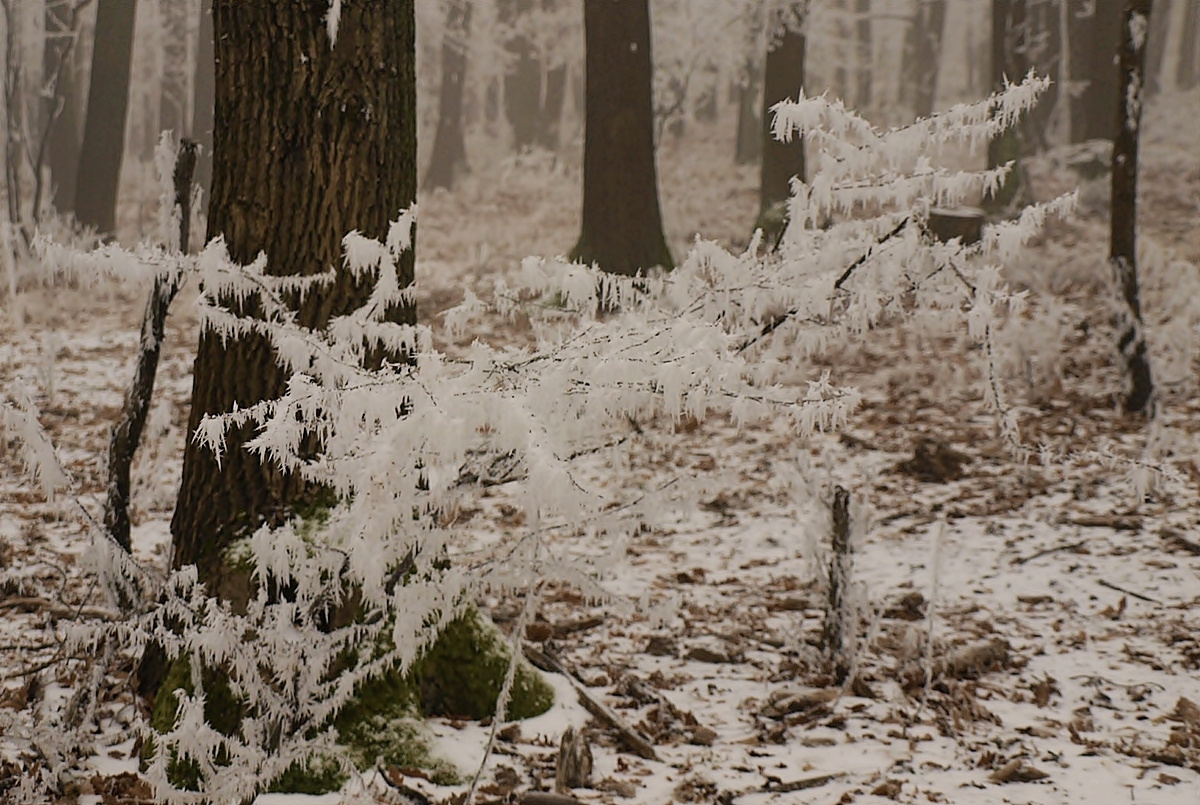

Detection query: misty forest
(1, 1), (1199, 803)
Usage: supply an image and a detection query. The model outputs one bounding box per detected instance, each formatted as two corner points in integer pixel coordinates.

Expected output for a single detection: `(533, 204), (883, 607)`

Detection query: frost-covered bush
(0, 76), (1078, 803)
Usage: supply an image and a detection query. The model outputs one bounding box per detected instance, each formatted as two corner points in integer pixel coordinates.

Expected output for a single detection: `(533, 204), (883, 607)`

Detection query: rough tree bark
(756, 12), (806, 243)
(74, 0), (136, 235)
(1110, 0), (1154, 416)
(570, 0), (671, 275)
(424, 0), (471, 191)
(170, 1), (417, 587)
(899, 0), (947, 119)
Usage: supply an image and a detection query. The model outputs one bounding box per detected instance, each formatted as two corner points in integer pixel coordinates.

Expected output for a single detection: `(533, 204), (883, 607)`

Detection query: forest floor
(2, 88), (1200, 805)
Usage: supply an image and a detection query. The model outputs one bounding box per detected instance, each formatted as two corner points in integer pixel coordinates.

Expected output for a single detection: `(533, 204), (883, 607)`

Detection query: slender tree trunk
(987, 0), (1027, 212)
(757, 18), (805, 240)
(734, 55), (763, 165)
(192, 0), (214, 208)
(570, 0), (671, 276)
(424, 0), (471, 191)
(1178, 0), (1199, 90)
(157, 0), (188, 140)
(74, 0), (136, 235)
(170, 1), (417, 587)
(43, 0), (83, 215)
(1022, 0), (1061, 151)
(1067, 0), (1123, 142)
(1111, 0), (1154, 416)
(899, 0), (946, 119)
(105, 142), (196, 554)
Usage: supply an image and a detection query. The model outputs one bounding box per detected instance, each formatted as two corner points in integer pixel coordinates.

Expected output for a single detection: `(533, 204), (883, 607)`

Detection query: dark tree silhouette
(1179, 0), (1199, 90)
(756, 11), (806, 243)
(171, 1), (417, 586)
(42, 0), (83, 215)
(75, 0), (137, 235)
(987, 0), (1027, 212)
(500, 0), (567, 152)
(425, 0), (471, 191)
(1067, 0), (1123, 142)
(571, 0), (671, 275)
(1110, 0), (1154, 415)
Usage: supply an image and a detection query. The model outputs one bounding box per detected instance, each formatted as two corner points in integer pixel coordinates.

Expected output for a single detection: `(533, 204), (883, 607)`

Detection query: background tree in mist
(571, 0), (671, 275)
(74, 0), (135, 235)
(755, 3), (807, 242)
(425, 0), (472, 191)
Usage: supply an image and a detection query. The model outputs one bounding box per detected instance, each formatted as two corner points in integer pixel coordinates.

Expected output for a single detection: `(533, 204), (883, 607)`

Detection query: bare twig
(1012, 539), (1089, 565)
(1098, 579), (1159, 604)
(523, 643), (660, 762)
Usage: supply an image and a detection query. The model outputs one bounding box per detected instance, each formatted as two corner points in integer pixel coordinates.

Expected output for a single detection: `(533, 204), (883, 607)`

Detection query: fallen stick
(762, 772), (847, 793)
(523, 792), (588, 805)
(523, 643), (660, 762)
(0, 596), (116, 620)
(1098, 579), (1159, 604)
(1013, 539), (1088, 565)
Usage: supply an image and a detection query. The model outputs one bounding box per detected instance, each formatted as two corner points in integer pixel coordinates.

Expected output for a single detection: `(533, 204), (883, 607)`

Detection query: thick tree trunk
(1067, 0), (1124, 142)
(987, 0), (1027, 212)
(900, 0), (947, 119)
(570, 0), (671, 275)
(74, 0), (136, 235)
(170, 1), (417, 587)
(425, 0), (471, 191)
(43, 0), (83, 215)
(1110, 0), (1153, 416)
(757, 19), (805, 239)
(192, 0), (214, 209)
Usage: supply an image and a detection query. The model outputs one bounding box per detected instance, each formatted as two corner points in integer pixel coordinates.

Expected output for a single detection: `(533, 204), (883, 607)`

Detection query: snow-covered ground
(1, 89), (1198, 804)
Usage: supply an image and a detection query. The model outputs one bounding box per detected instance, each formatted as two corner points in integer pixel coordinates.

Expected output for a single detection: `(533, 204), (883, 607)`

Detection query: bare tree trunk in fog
(987, 0), (1027, 212)
(854, 0), (872, 109)
(571, 0), (672, 275)
(43, 0), (84, 216)
(500, 0), (567, 152)
(900, 0), (947, 119)
(1143, 0), (1169, 97)
(193, 0), (214, 208)
(1021, 0), (1060, 151)
(734, 53), (763, 165)
(1178, 0), (1199, 90)
(757, 16), (805, 243)
(1067, 0), (1123, 142)
(75, 0), (137, 235)
(425, 0), (471, 191)
(158, 0), (188, 141)
(1110, 0), (1153, 416)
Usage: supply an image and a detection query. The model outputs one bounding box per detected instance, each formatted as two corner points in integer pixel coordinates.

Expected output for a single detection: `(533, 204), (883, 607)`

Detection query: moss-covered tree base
(148, 609), (554, 794)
